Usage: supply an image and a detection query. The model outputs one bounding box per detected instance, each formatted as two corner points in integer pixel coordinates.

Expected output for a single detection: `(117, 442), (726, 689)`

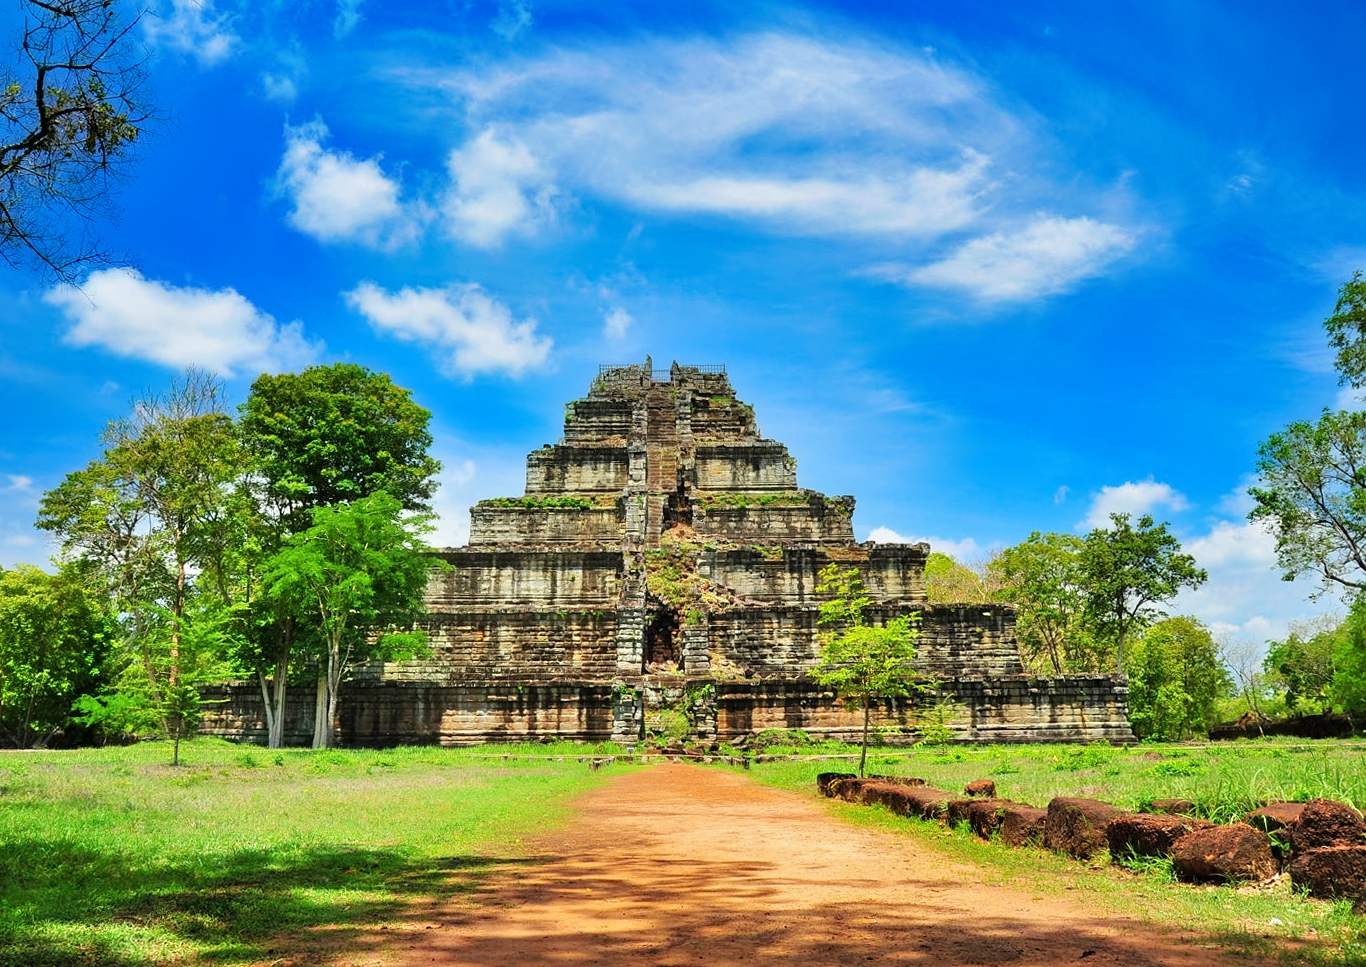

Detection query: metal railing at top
(596, 363), (727, 377)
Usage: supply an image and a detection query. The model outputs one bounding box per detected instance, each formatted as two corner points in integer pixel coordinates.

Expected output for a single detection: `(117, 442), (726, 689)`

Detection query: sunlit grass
(0, 738), (622, 966)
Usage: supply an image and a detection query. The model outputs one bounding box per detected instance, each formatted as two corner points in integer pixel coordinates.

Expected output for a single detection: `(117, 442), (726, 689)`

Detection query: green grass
(744, 736), (1366, 818)
(0, 738), (624, 966)
(738, 738), (1366, 966)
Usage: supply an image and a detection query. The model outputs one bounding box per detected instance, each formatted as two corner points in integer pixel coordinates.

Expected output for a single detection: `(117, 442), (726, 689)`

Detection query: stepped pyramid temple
(207, 360), (1133, 745)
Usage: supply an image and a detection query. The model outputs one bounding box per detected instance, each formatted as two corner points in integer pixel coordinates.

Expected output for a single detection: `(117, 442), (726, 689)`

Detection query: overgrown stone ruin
(204, 359), (1133, 745)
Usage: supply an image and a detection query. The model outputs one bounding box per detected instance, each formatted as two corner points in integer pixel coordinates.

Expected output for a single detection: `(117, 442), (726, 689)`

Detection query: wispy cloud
(142, 0), (237, 66)
(392, 30), (1140, 301)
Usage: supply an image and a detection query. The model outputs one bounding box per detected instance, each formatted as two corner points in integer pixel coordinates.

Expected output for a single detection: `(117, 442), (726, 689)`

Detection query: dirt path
(351, 764), (1256, 966)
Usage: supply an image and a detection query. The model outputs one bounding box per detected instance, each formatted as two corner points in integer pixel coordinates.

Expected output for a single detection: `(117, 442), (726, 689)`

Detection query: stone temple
(207, 360), (1133, 745)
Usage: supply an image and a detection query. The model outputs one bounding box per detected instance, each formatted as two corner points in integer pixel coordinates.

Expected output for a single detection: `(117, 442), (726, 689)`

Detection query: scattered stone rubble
(817, 775), (1366, 908)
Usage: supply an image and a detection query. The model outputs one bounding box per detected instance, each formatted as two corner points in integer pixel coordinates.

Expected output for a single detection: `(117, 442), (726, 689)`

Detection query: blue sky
(2, 0), (1364, 653)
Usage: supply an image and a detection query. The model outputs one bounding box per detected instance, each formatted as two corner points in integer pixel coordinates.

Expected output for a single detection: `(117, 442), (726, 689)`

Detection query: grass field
(739, 738), (1366, 966)
(0, 738), (623, 966)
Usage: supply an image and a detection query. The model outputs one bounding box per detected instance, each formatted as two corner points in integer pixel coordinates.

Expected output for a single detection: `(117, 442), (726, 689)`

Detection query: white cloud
(3, 475), (33, 493)
(491, 0), (533, 39)
(901, 216), (1137, 302)
(46, 269), (321, 377)
(442, 129), (556, 247)
(867, 526), (980, 562)
(602, 306), (633, 341)
(431, 457), (478, 547)
(1336, 384), (1365, 411)
(346, 281), (552, 378)
(277, 120), (422, 249)
(1177, 518), (1331, 652)
(142, 0), (237, 66)
(261, 72), (299, 104)
(335, 0), (364, 38)
(1082, 478), (1189, 529)
(1052, 484), (1069, 505)
(397, 31), (1139, 288)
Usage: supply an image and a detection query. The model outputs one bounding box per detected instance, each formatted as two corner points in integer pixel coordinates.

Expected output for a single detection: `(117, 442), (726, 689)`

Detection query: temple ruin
(205, 360), (1133, 745)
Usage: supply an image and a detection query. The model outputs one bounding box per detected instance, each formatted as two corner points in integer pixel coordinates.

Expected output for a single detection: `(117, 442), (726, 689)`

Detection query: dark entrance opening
(645, 607), (682, 672)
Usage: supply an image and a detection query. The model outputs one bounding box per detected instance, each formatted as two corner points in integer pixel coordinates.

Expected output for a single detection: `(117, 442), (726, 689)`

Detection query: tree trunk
(859, 697), (870, 777)
(257, 669), (276, 748)
(323, 636), (345, 750)
(311, 670), (328, 749)
(269, 651), (288, 749)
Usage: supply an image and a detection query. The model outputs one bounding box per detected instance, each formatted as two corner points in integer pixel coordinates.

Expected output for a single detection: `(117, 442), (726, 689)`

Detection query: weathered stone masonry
(202, 360), (1132, 745)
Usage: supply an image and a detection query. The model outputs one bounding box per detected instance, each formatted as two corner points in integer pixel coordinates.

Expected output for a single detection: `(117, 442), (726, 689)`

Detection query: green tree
(1264, 617), (1340, 714)
(923, 551), (995, 605)
(0, 563), (113, 747)
(238, 364), (441, 746)
(1079, 513), (1207, 673)
(1324, 271), (1366, 389)
(810, 563), (922, 777)
(1250, 410), (1366, 594)
(261, 492), (438, 749)
(75, 598), (241, 763)
(2, 0), (146, 277)
(1330, 598), (1366, 720)
(38, 372), (244, 763)
(988, 532), (1099, 674)
(1124, 616), (1231, 740)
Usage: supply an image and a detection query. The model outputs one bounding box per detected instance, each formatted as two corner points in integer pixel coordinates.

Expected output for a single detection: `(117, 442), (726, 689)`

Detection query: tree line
(0, 364), (444, 758)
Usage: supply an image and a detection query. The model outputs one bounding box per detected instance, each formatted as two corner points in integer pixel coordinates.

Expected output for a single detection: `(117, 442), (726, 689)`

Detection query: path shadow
(0, 837), (533, 967)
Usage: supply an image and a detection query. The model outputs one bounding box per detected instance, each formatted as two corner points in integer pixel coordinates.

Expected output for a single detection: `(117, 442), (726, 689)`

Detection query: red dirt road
(360, 764), (1255, 966)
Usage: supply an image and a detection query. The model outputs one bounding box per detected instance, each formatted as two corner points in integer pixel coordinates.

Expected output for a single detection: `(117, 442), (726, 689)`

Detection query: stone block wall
(692, 500), (855, 544)
(563, 399), (634, 444)
(525, 446), (629, 492)
(695, 444), (797, 490)
(468, 505), (625, 545)
(426, 550), (623, 606)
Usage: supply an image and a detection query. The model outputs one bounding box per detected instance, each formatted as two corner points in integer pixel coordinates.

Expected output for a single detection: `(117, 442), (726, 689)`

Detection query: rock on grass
(964, 779), (996, 797)
(1289, 845), (1366, 907)
(1107, 814), (1214, 861)
(1288, 799), (1366, 853)
(817, 772), (856, 796)
(1149, 798), (1196, 816)
(1044, 798), (1127, 859)
(999, 804), (1048, 846)
(1171, 824), (1278, 883)
(1244, 802), (1306, 835)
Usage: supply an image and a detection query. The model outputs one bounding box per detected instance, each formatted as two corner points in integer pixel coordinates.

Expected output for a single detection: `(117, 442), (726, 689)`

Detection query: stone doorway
(644, 608), (682, 672)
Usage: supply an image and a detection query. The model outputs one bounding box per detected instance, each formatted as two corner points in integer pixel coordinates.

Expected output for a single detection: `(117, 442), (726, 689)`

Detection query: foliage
(1079, 513), (1206, 672)
(694, 490), (818, 510)
(1324, 271), (1366, 389)
(75, 599), (241, 758)
(0, 0), (146, 277)
(0, 740), (613, 965)
(811, 564), (922, 776)
(0, 564), (112, 747)
(38, 373), (245, 763)
(1124, 616), (1231, 740)
(923, 551), (996, 604)
(1250, 409), (1366, 594)
(261, 492), (438, 749)
(479, 495), (595, 510)
(915, 693), (963, 746)
(1265, 616), (1343, 714)
(988, 532), (1100, 674)
(239, 364), (441, 528)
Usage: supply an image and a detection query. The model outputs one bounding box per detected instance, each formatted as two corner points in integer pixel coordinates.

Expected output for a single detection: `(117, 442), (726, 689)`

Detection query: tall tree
(922, 551), (996, 605)
(810, 563), (921, 777)
(261, 492), (437, 749)
(1079, 513), (1206, 673)
(1324, 271), (1366, 389)
(0, 563), (113, 747)
(238, 364), (441, 745)
(1, 0), (145, 277)
(1264, 617), (1341, 714)
(1251, 272), (1366, 595)
(988, 532), (1096, 674)
(1124, 616), (1230, 740)
(39, 372), (244, 763)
